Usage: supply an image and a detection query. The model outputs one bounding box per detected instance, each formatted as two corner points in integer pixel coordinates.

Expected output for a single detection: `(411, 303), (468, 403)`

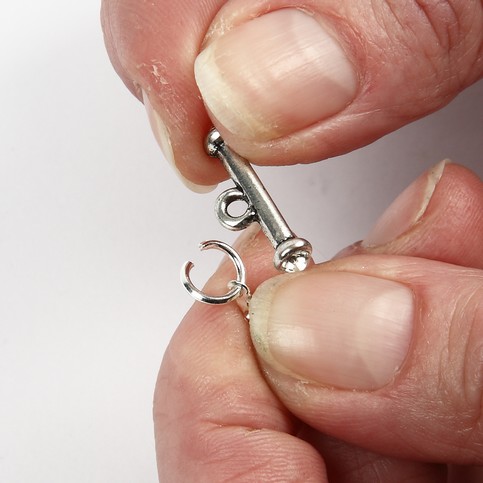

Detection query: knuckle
(412, 0), (467, 50)
(382, 0), (483, 86)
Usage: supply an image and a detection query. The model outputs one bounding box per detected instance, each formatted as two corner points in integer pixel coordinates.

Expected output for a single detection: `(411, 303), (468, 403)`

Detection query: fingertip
(362, 160), (449, 248)
(194, 9), (358, 142)
(250, 269), (414, 391)
(339, 162), (483, 268)
(102, 0), (229, 186)
(143, 91), (219, 192)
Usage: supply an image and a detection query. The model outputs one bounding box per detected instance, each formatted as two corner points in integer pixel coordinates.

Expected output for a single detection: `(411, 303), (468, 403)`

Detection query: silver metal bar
(206, 129), (312, 273)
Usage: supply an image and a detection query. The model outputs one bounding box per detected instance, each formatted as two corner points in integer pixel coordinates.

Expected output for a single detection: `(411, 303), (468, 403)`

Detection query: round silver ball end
(205, 128), (224, 157)
(274, 238), (312, 273)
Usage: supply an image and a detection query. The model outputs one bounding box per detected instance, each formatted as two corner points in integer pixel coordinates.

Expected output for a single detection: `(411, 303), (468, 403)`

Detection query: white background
(0, 1), (481, 482)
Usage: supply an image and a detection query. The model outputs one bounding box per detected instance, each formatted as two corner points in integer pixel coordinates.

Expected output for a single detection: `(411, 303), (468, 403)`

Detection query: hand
(101, 0), (481, 188)
(101, 1), (483, 481)
(152, 162), (483, 481)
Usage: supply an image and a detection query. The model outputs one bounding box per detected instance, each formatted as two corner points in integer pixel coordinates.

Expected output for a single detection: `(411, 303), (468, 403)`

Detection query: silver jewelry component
(228, 280), (252, 321)
(181, 240), (246, 305)
(181, 129), (313, 307)
(207, 129), (312, 273)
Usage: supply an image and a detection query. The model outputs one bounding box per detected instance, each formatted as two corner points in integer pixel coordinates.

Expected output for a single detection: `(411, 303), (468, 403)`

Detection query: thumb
(248, 162), (483, 464)
(249, 256), (483, 464)
(102, 0), (482, 186)
(196, 3), (482, 162)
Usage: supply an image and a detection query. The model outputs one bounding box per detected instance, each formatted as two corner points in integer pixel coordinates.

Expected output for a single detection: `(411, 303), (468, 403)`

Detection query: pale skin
(101, 1), (483, 481)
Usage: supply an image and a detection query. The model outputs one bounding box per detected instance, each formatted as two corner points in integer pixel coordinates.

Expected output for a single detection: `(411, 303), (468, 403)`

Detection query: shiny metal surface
(206, 128), (312, 272)
(181, 240), (246, 305)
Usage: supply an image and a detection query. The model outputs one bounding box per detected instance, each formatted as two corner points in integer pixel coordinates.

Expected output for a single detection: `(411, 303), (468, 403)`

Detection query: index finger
(154, 229), (327, 480)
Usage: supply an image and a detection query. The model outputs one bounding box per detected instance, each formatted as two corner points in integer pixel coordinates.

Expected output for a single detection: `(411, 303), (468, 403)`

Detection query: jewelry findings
(181, 240), (246, 305)
(181, 129), (312, 306)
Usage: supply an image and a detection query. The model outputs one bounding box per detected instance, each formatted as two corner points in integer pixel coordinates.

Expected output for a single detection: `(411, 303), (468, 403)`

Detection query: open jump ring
(181, 240), (246, 305)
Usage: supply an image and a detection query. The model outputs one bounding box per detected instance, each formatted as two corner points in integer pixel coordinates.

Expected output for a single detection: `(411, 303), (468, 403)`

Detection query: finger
(101, 0), (226, 190)
(314, 161), (482, 480)
(252, 164), (483, 463)
(249, 255), (483, 465)
(153, 228), (328, 481)
(336, 161), (483, 268)
(102, 0), (483, 187)
(300, 428), (446, 483)
(157, 228), (447, 482)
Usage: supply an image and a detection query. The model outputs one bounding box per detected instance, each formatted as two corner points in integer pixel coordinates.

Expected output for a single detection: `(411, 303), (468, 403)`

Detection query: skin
(101, 0), (483, 481)
(102, 0), (482, 185)
(151, 164), (483, 482)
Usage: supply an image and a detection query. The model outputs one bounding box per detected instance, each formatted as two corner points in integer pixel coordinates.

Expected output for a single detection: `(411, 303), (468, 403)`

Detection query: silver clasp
(207, 129), (312, 273)
(181, 129), (312, 306)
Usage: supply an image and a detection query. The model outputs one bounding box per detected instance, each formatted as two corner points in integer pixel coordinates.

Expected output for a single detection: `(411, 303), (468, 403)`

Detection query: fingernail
(195, 9), (357, 141)
(363, 160), (449, 247)
(250, 272), (413, 390)
(143, 91), (217, 194)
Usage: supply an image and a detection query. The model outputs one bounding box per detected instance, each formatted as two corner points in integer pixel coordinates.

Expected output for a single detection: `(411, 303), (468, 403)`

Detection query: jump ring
(181, 240), (247, 305)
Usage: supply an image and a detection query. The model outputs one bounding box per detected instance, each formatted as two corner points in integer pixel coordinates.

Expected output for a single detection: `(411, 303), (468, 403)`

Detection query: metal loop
(228, 280), (252, 321)
(181, 240), (247, 305)
(215, 187), (258, 231)
(227, 280), (251, 300)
